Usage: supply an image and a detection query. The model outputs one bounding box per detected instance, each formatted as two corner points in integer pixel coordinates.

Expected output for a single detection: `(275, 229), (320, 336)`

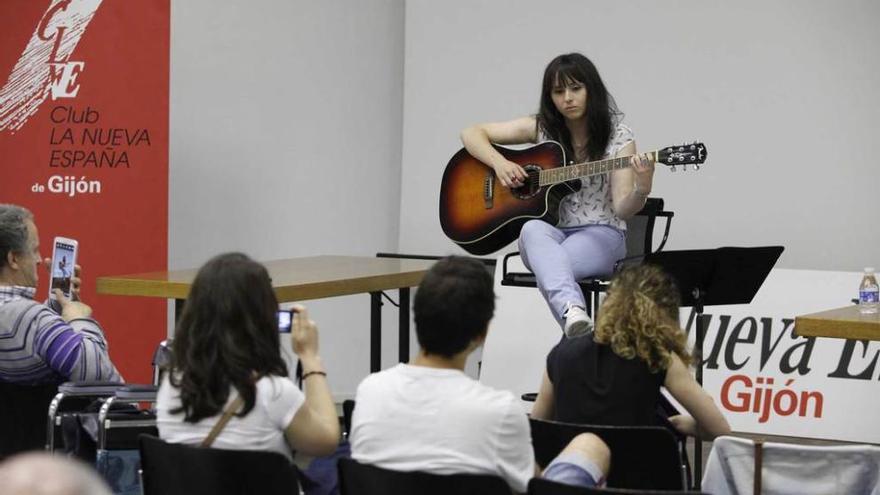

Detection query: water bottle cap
(866, 267), (876, 273)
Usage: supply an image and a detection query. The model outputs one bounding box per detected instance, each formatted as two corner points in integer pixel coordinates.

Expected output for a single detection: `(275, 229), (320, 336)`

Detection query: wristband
(302, 371), (327, 380)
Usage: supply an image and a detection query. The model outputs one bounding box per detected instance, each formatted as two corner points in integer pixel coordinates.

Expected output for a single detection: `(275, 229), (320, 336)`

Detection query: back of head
(0, 452), (111, 495)
(0, 204), (33, 272)
(170, 252), (288, 422)
(537, 52), (620, 161)
(413, 256), (494, 358)
(595, 264), (691, 372)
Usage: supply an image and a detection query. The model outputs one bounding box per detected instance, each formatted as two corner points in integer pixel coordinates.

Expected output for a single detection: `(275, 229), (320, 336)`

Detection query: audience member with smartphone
(156, 252), (339, 461)
(0, 204), (122, 386)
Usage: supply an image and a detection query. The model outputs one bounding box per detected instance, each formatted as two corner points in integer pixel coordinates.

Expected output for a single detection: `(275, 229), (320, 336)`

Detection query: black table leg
(370, 292), (381, 372)
(399, 288), (410, 363)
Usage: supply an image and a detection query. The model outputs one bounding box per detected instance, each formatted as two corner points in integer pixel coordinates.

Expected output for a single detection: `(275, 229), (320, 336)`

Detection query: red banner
(1, 0), (169, 383)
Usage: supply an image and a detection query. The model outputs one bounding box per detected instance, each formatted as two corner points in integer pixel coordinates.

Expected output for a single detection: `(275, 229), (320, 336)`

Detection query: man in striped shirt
(0, 204), (121, 385)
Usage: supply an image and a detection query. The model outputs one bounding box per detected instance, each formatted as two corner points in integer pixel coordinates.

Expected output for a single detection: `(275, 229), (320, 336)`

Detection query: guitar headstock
(658, 142), (707, 171)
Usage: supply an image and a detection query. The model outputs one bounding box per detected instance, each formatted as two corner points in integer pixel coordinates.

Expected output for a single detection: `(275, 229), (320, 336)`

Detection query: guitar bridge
(484, 172), (494, 209)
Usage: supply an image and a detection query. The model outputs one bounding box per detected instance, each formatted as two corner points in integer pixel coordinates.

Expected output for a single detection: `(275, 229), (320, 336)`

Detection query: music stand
(642, 246), (784, 489)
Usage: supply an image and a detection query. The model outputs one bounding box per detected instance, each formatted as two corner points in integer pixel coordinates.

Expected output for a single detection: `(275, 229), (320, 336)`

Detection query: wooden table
(794, 305), (880, 341)
(97, 255), (437, 372)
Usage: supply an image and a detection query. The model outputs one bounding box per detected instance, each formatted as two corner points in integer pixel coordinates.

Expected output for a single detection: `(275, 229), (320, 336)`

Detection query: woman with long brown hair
(156, 253), (339, 460)
(531, 264), (730, 439)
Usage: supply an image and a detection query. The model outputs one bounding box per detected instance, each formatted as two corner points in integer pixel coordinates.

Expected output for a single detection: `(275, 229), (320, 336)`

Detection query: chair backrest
(528, 477), (709, 495)
(338, 457), (511, 495)
(139, 434), (299, 495)
(702, 436), (880, 495)
(624, 197), (670, 258)
(529, 418), (685, 490)
(0, 380), (58, 460)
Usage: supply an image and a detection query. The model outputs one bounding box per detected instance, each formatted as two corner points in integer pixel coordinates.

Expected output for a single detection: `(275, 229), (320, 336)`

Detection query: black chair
(139, 434), (300, 495)
(528, 477), (709, 495)
(0, 380), (59, 460)
(46, 381), (127, 453)
(501, 197), (673, 318)
(338, 457), (511, 495)
(529, 418), (686, 490)
(97, 384), (159, 450)
(90, 385), (159, 495)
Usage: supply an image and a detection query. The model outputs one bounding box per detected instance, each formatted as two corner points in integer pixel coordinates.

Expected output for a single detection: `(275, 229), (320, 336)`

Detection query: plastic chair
(139, 434), (300, 495)
(702, 436), (880, 495)
(501, 197), (672, 318)
(338, 457), (511, 495)
(529, 418), (687, 490)
(528, 477), (709, 495)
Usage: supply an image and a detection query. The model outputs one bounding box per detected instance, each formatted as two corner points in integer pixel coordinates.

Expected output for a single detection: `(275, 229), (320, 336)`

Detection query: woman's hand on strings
(629, 152), (655, 195)
(493, 159), (528, 188)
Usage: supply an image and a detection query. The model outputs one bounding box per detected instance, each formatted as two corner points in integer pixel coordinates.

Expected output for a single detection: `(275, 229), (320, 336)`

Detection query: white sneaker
(563, 304), (593, 338)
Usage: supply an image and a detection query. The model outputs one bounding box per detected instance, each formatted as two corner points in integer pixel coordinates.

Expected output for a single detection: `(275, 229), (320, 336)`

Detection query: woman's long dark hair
(536, 53), (621, 162)
(168, 252), (288, 422)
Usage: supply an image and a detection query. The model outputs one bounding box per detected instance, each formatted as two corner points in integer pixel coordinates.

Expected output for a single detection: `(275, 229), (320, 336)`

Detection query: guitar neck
(539, 150), (658, 186)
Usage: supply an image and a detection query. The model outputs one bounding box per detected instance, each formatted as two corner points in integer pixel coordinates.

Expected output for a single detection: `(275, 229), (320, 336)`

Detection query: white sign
(480, 262), (880, 444)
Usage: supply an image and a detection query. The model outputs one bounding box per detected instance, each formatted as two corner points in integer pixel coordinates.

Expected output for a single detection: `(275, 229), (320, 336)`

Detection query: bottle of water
(859, 267), (879, 314)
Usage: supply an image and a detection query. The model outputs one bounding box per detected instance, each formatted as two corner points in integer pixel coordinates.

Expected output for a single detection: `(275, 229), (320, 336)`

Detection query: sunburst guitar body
(439, 141), (706, 255)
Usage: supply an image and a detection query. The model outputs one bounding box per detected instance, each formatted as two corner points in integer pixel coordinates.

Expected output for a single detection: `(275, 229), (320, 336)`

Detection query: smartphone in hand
(49, 237), (78, 300)
(277, 309), (294, 333)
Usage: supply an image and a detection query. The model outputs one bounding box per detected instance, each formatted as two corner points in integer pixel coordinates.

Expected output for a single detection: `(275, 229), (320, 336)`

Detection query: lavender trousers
(518, 220), (626, 326)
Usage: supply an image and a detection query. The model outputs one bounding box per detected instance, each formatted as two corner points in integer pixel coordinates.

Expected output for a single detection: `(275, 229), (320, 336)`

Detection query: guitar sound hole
(512, 165), (543, 200)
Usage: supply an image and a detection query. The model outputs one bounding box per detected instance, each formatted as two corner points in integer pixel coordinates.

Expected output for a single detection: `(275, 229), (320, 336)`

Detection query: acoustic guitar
(439, 141), (707, 255)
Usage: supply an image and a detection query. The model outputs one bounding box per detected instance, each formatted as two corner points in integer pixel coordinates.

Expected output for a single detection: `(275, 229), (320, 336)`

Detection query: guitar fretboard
(538, 151), (658, 186)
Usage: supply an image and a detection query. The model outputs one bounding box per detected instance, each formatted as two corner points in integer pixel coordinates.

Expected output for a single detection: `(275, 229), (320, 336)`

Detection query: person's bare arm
(530, 370), (555, 420)
(460, 116), (538, 188)
(284, 306), (340, 456)
(611, 140), (655, 220)
(664, 355), (731, 439)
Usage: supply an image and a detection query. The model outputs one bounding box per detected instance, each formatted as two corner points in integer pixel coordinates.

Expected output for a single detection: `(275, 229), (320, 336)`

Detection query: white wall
(166, 0), (880, 397)
(400, 0), (880, 272)
(169, 0), (405, 397)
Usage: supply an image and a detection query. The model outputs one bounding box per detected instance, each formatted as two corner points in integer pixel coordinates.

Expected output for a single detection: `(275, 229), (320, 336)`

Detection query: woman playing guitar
(460, 53), (656, 337)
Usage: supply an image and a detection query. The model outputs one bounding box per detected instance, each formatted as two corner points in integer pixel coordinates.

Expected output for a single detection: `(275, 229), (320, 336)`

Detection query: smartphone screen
(277, 309), (293, 333)
(49, 238), (78, 300)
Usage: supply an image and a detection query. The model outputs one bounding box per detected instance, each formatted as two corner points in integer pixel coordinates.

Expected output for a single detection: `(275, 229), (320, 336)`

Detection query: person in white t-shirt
(156, 252), (339, 462)
(351, 256), (610, 493)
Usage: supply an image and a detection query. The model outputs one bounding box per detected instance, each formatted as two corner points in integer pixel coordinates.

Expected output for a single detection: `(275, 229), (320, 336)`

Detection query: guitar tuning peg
(670, 165), (677, 172)
(694, 164), (701, 171)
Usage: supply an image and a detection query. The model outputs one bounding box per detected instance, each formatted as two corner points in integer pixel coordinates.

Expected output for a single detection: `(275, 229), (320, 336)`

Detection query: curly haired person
(531, 264), (730, 439)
